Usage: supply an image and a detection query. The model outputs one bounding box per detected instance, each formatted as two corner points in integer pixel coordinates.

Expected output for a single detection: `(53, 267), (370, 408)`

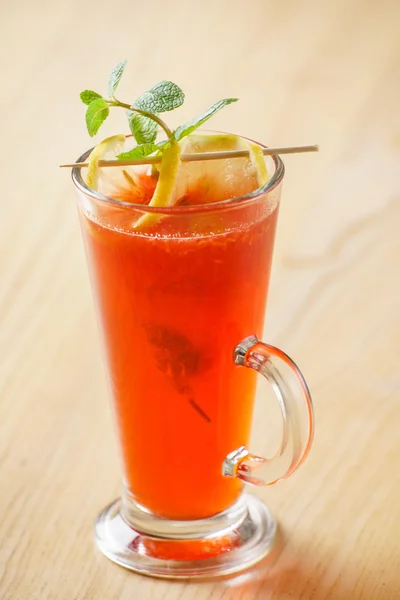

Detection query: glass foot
(94, 494), (278, 579)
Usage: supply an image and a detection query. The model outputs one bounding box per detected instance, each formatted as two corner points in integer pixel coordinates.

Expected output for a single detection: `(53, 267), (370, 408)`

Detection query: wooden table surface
(1, 1), (399, 598)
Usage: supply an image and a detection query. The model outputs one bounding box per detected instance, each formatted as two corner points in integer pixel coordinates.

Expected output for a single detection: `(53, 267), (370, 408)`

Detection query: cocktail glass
(72, 132), (314, 579)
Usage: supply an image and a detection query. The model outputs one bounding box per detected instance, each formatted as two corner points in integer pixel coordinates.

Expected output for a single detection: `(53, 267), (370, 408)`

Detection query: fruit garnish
(85, 133), (156, 205)
(248, 142), (269, 186)
(80, 60), (238, 210)
(79, 60), (274, 226)
(86, 134), (125, 190)
(134, 140), (181, 229)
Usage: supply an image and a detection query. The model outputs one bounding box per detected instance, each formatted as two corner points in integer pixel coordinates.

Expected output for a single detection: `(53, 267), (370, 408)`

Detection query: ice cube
(172, 133), (260, 205)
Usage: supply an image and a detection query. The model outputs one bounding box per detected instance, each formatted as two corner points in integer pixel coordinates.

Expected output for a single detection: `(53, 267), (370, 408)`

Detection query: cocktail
(70, 61), (314, 578)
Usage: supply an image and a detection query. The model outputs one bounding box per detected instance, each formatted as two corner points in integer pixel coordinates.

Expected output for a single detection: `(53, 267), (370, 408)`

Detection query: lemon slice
(247, 142), (269, 186)
(134, 140), (181, 229)
(86, 134), (126, 190)
(147, 141), (181, 208)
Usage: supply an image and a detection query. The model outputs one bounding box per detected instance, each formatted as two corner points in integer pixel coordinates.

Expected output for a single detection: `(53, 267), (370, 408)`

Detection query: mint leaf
(117, 140), (169, 160)
(117, 143), (160, 160)
(134, 81), (184, 114)
(85, 98), (109, 137)
(108, 59), (127, 97)
(174, 98), (238, 141)
(127, 112), (158, 144)
(80, 90), (102, 105)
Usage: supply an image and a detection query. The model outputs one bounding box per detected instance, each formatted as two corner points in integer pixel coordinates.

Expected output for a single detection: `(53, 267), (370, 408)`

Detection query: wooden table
(1, 1), (399, 598)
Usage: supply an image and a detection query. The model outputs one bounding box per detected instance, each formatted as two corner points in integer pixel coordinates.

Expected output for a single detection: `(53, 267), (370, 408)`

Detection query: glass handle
(222, 335), (314, 486)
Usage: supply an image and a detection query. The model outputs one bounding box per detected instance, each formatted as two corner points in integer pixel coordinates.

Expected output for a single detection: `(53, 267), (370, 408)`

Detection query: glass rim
(71, 130), (285, 215)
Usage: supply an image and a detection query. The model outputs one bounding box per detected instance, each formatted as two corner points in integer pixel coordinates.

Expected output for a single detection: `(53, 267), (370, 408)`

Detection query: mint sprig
(117, 142), (161, 160)
(133, 81), (185, 113)
(125, 81), (184, 145)
(108, 59), (127, 97)
(80, 90), (103, 106)
(85, 98), (109, 137)
(174, 98), (238, 141)
(79, 60), (238, 158)
(127, 113), (158, 144)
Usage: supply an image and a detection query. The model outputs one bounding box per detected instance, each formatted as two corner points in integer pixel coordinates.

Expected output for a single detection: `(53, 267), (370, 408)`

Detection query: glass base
(94, 494), (278, 579)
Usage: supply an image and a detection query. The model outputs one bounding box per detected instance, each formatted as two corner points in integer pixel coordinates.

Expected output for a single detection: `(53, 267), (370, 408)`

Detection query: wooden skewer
(60, 144), (319, 168)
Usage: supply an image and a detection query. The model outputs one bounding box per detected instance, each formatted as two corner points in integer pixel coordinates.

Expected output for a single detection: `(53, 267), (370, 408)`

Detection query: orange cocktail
(80, 171), (279, 519)
(73, 63), (314, 578)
